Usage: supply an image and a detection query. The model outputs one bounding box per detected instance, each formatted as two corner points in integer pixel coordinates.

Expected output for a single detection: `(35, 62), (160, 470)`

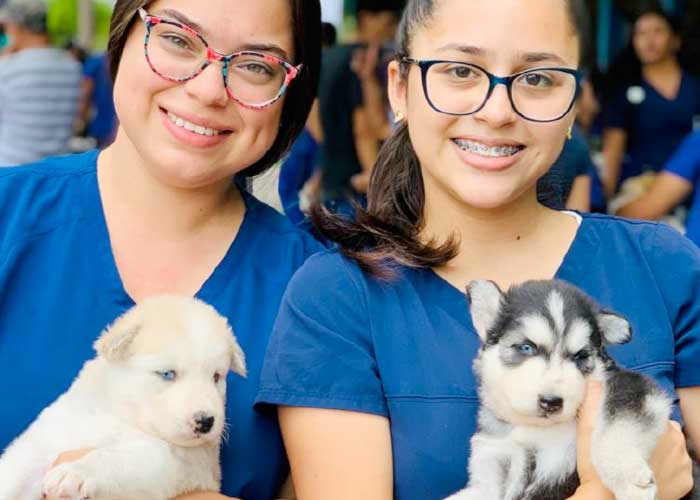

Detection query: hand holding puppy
(574, 381), (694, 500)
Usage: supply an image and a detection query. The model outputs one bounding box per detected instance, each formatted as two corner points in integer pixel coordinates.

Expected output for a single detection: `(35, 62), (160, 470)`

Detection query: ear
(597, 311), (631, 345)
(226, 325), (247, 378)
(94, 308), (142, 362)
(387, 60), (407, 121)
(466, 280), (504, 343)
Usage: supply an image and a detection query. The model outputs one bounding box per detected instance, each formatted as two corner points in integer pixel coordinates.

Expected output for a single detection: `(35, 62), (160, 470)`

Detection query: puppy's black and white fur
(445, 279), (676, 500)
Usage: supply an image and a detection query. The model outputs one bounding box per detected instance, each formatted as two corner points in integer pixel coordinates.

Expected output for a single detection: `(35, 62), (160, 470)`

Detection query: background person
(256, 1), (699, 499)
(0, 0), (82, 166)
(0, 1), (322, 499)
(601, 8), (700, 199)
(315, 0), (403, 216)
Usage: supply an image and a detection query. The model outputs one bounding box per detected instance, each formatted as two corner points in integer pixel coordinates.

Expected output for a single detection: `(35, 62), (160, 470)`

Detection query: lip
(160, 107), (232, 149)
(452, 138), (526, 173)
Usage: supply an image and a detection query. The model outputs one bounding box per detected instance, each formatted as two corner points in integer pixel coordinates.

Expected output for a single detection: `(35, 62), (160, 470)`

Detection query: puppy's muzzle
(194, 412), (215, 434)
(537, 395), (564, 415)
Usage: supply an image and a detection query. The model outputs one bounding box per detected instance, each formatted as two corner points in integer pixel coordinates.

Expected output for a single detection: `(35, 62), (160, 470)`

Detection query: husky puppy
(445, 279), (674, 500)
(0, 295), (247, 500)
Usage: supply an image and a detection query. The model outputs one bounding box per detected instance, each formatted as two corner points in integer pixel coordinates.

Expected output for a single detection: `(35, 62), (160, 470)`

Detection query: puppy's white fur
(0, 295), (246, 500)
(446, 280), (673, 500)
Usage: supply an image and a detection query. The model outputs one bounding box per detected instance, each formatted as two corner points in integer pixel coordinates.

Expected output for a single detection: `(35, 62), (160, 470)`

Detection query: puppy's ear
(94, 309), (141, 362)
(466, 280), (504, 343)
(226, 326), (247, 378)
(597, 311), (631, 345)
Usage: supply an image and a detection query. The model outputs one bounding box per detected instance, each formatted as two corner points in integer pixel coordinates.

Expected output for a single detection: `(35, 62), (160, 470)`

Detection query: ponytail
(312, 123), (457, 279)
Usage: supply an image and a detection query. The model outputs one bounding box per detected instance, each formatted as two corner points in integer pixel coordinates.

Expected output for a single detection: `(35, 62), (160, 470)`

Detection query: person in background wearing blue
(619, 130), (700, 247)
(255, 0), (699, 499)
(79, 52), (119, 148)
(601, 8), (700, 199)
(0, 0), (322, 499)
(278, 21), (336, 225)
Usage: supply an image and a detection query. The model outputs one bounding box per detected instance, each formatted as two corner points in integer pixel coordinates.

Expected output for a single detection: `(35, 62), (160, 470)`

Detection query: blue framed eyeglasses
(400, 57), (583, 123)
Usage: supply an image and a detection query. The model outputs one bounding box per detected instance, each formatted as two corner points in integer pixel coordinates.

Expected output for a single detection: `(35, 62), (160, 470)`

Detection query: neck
(14, 33), (50, 50)
(98, 129), (243, 235)
(422, 186), (549, 253)
(642, 57), (680, 78)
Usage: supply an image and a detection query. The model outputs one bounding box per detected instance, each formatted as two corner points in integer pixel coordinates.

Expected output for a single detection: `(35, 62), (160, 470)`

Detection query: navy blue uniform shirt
(0, 150), (322, 500)
(604, 72), (700, 185)
(258, 213), (700, 500)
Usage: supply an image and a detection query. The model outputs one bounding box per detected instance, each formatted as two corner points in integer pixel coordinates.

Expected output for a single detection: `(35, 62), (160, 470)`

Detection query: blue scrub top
(664, 131), (700, 247)
(604, 72), (700, 184)
(257, 214), (700, 500)
(0, 150), (322, 500)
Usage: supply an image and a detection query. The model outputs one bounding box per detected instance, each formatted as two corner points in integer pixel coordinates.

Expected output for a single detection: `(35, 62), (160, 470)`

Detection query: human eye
(517, 71), (555, 88)
(159, 31), (196, 51)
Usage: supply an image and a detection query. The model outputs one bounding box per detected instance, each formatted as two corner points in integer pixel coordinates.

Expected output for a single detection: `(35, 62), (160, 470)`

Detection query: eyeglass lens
(424, 63), (577, 121)
(147, 21), (288, 105)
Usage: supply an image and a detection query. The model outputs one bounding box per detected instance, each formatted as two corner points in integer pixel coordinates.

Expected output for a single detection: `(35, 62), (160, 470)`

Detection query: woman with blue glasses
(256, 0), (700, 499)
(0, 0), (322, 499)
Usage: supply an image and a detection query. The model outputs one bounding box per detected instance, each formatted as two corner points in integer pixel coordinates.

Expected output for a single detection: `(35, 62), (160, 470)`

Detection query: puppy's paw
(612, 468), (658, 500)
(42, 463), (98, 500)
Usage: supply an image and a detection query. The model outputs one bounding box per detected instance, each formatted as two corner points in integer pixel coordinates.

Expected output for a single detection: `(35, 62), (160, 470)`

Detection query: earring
(566, 126), (573, 140)
(394, 111), (405, 123)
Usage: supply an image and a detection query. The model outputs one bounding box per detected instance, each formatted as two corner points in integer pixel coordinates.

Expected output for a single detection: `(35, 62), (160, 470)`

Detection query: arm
(306, 100), (323, 144)
(279, 406), (393, 500)
(565, 174), (591, 212)
(601, 128), (628, 199)
(617, 172), (692, 220)
(351, 45), (391, 142)
(352, 107), (381, 192)
(678, 386), (700, 455)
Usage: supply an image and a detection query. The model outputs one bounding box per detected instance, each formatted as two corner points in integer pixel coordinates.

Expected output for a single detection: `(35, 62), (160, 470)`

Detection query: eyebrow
(152, 9), (291, 60)
(436, 44), (567, 66)
(518, 51), (567, 65)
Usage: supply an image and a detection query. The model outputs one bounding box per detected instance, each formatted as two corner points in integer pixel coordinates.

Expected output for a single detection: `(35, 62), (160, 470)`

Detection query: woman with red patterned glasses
(138, 7), (303, 108)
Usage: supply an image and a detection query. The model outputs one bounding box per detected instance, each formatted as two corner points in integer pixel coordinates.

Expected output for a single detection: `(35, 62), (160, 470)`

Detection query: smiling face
(111, 0), (294, 189)
(388, 0), (580, 211)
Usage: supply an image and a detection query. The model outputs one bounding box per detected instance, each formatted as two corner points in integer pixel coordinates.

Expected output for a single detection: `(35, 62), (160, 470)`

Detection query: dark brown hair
(313, 0), (587, 278)
(106, 0), (321, 180)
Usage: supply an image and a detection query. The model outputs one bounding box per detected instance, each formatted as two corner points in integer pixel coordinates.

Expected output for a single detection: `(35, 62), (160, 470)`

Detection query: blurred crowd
(1, 0), (699, 247)
(0, 0), (117, 165)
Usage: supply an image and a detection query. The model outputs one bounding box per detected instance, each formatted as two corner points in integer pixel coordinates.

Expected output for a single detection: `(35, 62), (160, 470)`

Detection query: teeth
(454, 139), (522, 157)
(167, 112), (222, 137)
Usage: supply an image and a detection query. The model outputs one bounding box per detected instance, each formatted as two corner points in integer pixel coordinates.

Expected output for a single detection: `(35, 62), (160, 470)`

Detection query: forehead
(635, 13), (671, 32)
(146, 0), (294, 57)
(413, 0), (578, 66)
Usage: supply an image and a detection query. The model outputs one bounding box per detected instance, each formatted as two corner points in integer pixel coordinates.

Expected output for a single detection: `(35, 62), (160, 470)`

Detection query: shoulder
(0, 151), (100, 254)
(580, 212), (699, 267)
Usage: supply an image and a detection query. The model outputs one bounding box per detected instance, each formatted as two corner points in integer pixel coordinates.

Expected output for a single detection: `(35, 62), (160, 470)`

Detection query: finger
(669, 420), (682, 433)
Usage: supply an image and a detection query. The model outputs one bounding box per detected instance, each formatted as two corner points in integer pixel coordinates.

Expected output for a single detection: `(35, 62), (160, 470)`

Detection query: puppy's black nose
(195, 414), (215, 434)
(538, 395), (564, 414)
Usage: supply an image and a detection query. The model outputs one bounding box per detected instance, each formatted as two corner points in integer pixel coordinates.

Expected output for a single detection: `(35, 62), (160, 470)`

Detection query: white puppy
(0, 295), (247, 500)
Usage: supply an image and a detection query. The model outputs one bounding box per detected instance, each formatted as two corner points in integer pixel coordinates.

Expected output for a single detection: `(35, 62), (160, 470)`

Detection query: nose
(194, 412), (215, 434)
(184, 63), (229, 107)
(473, 84), (517, 128)
(538, 395), (564, 415)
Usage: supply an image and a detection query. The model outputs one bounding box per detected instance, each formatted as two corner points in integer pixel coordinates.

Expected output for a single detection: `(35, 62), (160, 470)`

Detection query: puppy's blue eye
(517, 343), (537, 356)
(156, 370), (177, 381)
